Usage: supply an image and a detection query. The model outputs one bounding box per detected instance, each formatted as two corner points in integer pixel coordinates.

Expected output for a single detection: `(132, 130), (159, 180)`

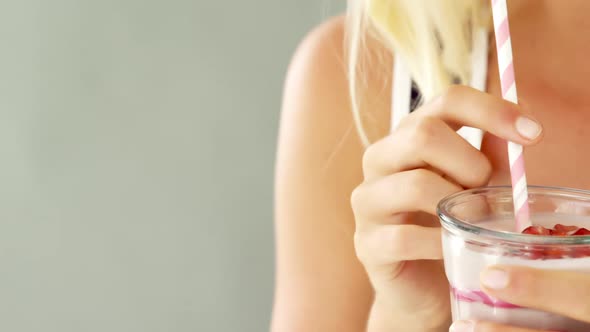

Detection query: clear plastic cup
(438, 186), (590, 331)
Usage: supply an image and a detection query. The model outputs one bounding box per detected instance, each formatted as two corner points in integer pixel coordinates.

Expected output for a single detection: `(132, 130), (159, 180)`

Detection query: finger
(355, 225), (442, 266)
(480, 266), (590, 323)
(351, 169), (462, 220)
(451, 320), (544, 332)
(363, 116), (492, 185)
(411, 85), (543, 144)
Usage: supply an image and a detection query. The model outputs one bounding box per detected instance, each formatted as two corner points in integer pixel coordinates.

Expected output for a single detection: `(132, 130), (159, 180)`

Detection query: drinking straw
(491, 0), (532, 231)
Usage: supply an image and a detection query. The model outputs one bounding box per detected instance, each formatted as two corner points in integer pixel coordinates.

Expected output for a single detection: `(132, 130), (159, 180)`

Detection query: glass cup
(438, 186), (590, 331)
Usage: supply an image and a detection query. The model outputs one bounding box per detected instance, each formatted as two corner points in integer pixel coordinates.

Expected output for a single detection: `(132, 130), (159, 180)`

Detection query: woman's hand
(450, 265), (590, 331)
(350, 85), (543, 332)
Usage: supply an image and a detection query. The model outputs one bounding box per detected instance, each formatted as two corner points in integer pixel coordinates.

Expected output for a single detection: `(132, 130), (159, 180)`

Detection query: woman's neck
(544, 0), (590, 33)
(509, 0), (590, 102)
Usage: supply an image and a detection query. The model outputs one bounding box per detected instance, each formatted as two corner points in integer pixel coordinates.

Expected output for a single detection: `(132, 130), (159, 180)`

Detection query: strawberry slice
(573, 228), (590, 236)
(543, 247), (566, 259)
(550, 229), (568, 236)
(522, 226), (551, 235)
(572, 248), (590, 258)
(553, 224), (579, 234)
(520, 224), (590, 259)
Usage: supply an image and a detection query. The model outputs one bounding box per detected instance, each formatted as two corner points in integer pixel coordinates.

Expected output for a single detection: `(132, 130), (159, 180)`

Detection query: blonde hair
(346, 0), (489, 146)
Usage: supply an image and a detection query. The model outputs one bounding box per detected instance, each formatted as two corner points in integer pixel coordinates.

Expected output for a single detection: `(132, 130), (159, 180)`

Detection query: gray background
(0, 0), (343, 331)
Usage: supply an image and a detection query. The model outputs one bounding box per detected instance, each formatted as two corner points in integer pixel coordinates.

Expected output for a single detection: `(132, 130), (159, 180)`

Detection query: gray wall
(0, 1), (343, 331)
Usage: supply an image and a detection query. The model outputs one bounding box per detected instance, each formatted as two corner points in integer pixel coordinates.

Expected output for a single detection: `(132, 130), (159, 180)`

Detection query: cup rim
(437, 185), (590, 245)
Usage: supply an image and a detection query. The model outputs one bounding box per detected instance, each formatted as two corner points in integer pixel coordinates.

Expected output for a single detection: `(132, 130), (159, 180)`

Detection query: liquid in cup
(439, 186), (590, 332)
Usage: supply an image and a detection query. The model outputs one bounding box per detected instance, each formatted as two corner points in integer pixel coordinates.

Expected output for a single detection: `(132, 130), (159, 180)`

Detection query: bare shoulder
(278, 15), (391, 173)
(276, 15), (367, 209)
(272, 16), (388, 332)
(280, 15), (354, 144)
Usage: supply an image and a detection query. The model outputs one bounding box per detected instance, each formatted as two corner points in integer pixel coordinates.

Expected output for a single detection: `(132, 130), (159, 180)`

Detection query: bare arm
(271, 17), (376, 332)
(271, 10), (546, 332)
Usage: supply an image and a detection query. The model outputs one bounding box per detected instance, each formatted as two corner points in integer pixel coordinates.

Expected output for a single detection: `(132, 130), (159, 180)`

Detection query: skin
(272, 1), (590, 331)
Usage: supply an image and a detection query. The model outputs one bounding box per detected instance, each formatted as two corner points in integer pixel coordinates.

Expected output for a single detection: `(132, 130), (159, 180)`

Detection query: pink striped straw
(491, 0), (532, 231)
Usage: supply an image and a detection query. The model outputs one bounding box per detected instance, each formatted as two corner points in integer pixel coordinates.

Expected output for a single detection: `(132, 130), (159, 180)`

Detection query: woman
(272, 1), (590, 331)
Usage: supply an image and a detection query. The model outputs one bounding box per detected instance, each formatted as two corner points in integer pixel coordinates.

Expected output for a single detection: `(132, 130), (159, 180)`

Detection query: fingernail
(450, 320), (475, 332)
(481, 267), (510, 290)
(515, 116), (542, 140)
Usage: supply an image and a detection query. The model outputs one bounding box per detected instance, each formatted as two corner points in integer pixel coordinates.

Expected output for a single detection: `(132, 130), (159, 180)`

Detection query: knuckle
(391, 171), (430, 211)
(410, 116), (439, 149)
(437, 84), (466, 108)
(387, 226), (411, 258)
(354, 227), (410, 266)
(350, 185), (365, 214)
(353, 231), (371, 264)
(461, 153), (493, 188)
(395, 110), (416, 129)
(406, 169), (431, 192)
(472, 155), (493, 187)
(480, 154), (493, 178)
